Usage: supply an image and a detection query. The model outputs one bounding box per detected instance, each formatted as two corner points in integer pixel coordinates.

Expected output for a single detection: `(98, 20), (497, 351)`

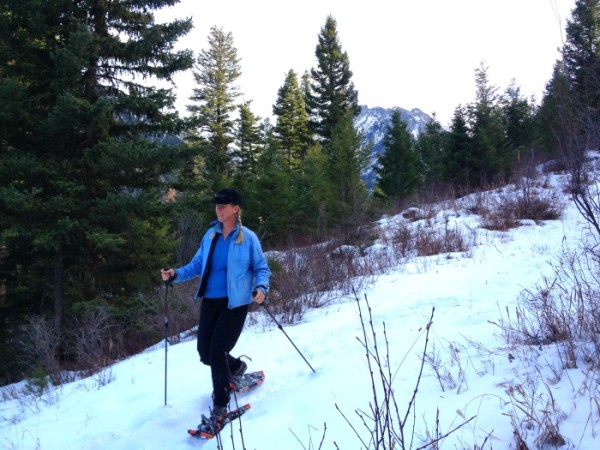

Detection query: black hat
(212, 188), (242, 205)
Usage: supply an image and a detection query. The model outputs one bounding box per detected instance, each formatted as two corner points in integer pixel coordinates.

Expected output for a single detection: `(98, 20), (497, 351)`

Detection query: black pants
(197, 297), (248, 408)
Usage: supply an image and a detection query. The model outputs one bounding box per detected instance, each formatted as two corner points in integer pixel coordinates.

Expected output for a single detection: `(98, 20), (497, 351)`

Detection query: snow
(2, 170), (599, 449)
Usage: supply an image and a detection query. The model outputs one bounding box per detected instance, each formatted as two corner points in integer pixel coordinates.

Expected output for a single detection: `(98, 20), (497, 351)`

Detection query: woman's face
(215, 203), (239, 224)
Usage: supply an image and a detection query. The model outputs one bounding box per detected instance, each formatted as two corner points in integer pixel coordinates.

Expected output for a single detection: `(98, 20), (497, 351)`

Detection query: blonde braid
(236, 209), (244, 244)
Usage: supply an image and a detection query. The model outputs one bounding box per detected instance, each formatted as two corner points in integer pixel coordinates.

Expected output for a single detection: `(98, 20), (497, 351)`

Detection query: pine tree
(233, 101), (263, 177)
(375, 109), (422, 203)
(0, 0), (194, 378)
(272, 69), (311, 175)
(535, 62), (572, 154)
(307, 15), (360, 146)
(468, 62), (512, 186)
(304, 15), (367, 239)
(415, 113), (446, 194)
(442, 106), (474, 191)
(549, 0), (600, 238)
(188, 26), (242, 191)
(548, 0), (600, 153)
(501, 81), (535, 162)
(563, 0), (600, 118)
(288, 144), (325, 238)
(327, 112), (370, 241)
(244, 136), (293, 245)
(301, 70), (313, 119)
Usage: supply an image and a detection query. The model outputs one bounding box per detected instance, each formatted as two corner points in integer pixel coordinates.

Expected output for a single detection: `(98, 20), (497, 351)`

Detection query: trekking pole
(258, 295), (316, 373)
(163, 270), (172, 406)
(227, 364), (248, 450)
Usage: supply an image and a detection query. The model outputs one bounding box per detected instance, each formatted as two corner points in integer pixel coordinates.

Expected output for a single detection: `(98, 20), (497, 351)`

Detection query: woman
(161, 188), (270, 420)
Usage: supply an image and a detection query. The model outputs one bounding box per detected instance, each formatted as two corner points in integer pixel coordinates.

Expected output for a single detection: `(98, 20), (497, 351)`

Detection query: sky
(2, 155), (599, 449)
(157, 0), (576, 127)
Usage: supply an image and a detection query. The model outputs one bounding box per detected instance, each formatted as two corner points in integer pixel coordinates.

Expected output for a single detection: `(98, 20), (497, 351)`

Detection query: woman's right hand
(161, 268), (175, 282)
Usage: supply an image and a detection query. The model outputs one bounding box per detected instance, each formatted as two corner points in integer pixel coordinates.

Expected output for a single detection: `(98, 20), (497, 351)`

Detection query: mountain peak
(355, 105), (432, 188)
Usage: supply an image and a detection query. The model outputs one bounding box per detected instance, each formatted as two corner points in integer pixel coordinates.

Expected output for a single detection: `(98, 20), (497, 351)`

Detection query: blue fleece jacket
(174, 220), (270, 309)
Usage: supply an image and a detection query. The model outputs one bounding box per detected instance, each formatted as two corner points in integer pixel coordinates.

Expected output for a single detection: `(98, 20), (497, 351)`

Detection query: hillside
(1, 163), (598, 450)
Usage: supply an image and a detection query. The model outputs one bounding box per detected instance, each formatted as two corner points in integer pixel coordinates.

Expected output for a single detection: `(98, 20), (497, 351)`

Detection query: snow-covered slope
(2, 168), (598, 450)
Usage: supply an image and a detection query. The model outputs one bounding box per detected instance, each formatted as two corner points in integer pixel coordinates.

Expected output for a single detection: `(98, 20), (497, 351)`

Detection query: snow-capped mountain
(355, 105), (432, 188)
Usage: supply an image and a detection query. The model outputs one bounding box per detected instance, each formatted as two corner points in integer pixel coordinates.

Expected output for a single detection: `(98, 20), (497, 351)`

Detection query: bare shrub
(503, 380), (567, 450)
(155, 284), (199, 344)
(389, 222), (413, 257)
(260, 222), (394, 325)
(566, 151), (600, 240)
(360, 242), (401, 276)
(264, 241), (361, 324)
(336, 294), (475, 449)
(479, 181), (564, 231)
(539, 159), (567, 175)
(414, 226), (447, 257)
(478, 203), (518, 231)
(16, 315), (63, 386)
(512, 177), (564, 222)
(463, 191), (488, 216)
(496, 245), (600, 447)
(64, 303), (118, 381)
(389, 217), (472, 260)
(290, 423), (327, 450)
(401, 206), (437, 223)
(424, 343), (457, 392)
(502, 248), (600, 369)
(129, 285), (199, 353)
(414, 223), (470, 257)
